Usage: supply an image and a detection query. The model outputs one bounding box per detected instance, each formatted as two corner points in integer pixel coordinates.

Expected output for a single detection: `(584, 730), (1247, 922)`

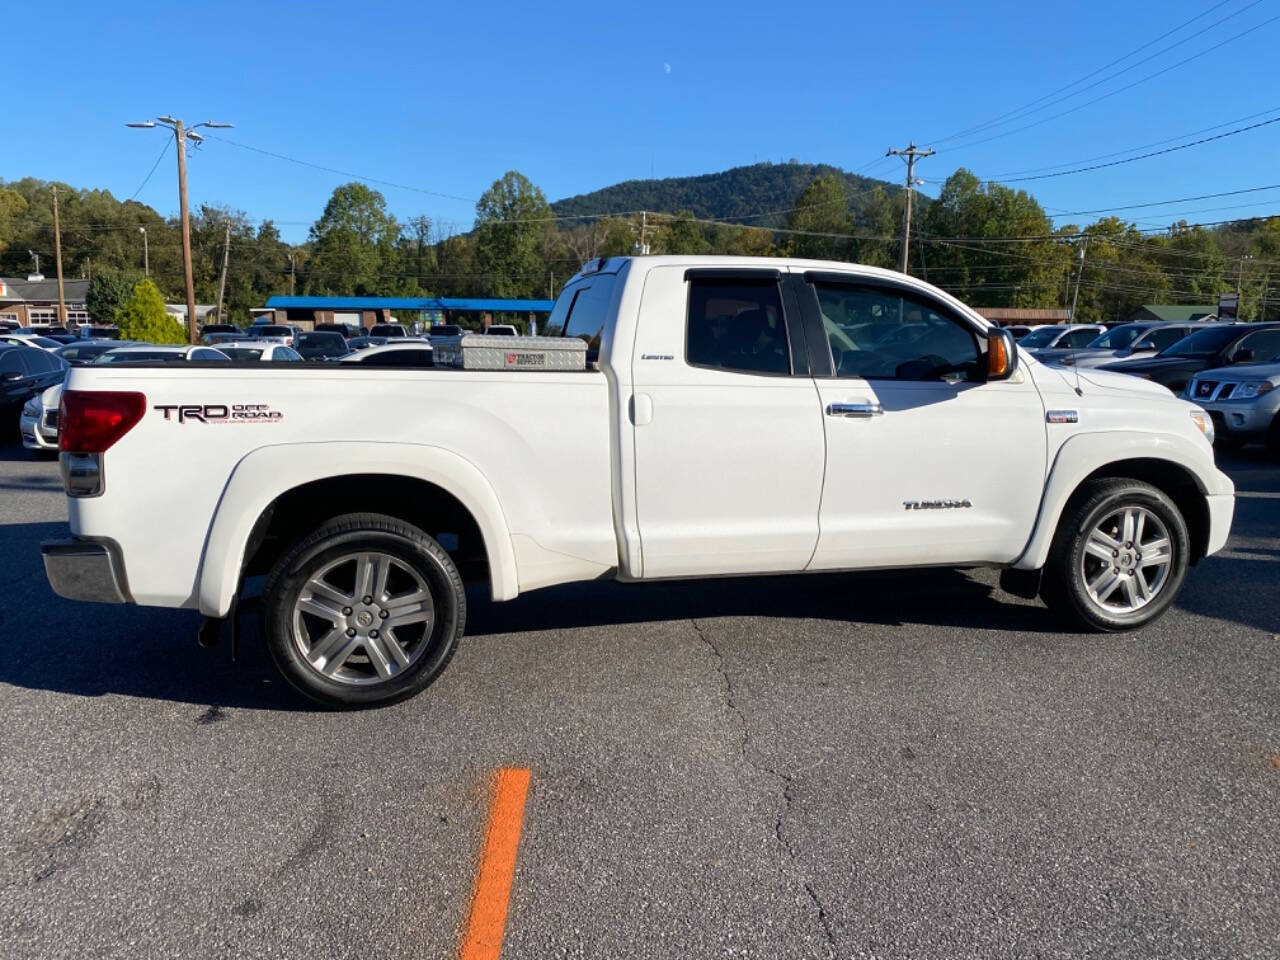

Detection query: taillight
(60, 390), (146, 453)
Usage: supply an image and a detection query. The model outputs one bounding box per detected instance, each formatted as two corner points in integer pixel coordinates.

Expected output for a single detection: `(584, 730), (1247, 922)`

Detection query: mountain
(550, 162), (906, 226)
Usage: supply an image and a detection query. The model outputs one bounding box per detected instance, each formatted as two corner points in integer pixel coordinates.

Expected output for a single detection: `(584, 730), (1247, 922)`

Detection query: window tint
(686, 279), (790, 375)
(0, 349), (26, 374)
(1142, 326), (1191, 352)
(275, 347), (302, 361)
(193, 349), (230, 362)
(1091, 325), (1143, 349)
(1233, 328), (1280, 361)
(1162, 326), (1239, 356)
(554, 276), (617, 354)
(222, 348), (264, 361)
(813, 282), (978, 381)
(1065, 328), (1099, 347)
(362, 349), (434, 367)
(1017, 326), (1063, 348)
(22, 350), (59, 373)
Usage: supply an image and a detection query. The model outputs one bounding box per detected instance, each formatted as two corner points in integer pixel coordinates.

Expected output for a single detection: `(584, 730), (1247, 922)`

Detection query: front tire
(263, 513), (465, 708)
(1041, 479), (1189, 632)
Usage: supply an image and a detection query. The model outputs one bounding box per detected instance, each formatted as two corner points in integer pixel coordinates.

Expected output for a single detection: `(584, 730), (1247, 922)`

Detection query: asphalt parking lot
(0, 440), (1277, 960)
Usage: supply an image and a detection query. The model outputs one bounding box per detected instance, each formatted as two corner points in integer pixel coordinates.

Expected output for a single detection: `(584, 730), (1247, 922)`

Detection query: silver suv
(1185, 355), (1280, 453)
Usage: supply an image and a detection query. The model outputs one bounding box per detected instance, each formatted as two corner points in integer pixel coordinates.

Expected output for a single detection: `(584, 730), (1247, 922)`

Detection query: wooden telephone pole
(886, 142), (935, 274)
(52, 185), (68, 326)
(215, 221), (231, 323)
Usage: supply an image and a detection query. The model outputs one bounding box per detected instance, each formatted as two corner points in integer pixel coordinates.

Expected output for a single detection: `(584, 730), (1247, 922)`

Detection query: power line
(127, 138), (172, 201)
(1054, 182), (1280, 216)
(945, 11), (1280, 153)
(929, 0), (1242, 144)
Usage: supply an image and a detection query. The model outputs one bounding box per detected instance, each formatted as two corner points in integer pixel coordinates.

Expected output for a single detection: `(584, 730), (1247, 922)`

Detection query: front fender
(196, 441), (519, 617)
(1012, 430), (1233, 571)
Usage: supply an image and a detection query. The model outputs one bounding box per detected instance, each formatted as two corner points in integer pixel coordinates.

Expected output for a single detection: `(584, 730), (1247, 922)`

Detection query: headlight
(1231, 381), (1275, 399)
(1189, 410), (1215, 444)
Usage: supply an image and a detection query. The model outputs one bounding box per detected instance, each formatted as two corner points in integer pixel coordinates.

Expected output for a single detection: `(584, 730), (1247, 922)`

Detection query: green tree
(787, 174), (853, 261)
(305, 183), (399, 295)
(86, 269), (143, 323)
(473, 171), (554, 298)
(116, 278), (185, 343)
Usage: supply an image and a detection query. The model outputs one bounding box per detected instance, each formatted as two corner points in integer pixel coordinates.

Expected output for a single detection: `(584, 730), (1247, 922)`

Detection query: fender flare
(196, 441), (519, 617)
(1012, 430), (1230, 571)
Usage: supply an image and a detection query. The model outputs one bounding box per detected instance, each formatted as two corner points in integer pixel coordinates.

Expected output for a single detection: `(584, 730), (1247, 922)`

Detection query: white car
(216, 340), (303, 362)
(42, 255), (1234, 708)
(95, 344), (232, 364)
(20, 382), (62, 455)
(0, 333), (64, 352)
(338, 341), (434, 367)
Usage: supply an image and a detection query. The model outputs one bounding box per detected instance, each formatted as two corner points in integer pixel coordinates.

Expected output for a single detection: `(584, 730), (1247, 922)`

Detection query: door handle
(826, 401), (883, 418)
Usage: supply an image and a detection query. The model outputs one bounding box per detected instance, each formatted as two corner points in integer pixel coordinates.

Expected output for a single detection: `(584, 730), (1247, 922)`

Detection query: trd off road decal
(154, 403), (283, 424)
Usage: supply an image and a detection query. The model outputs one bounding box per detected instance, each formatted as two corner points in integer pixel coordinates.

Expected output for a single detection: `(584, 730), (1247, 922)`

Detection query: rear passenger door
(629, 267), (825, 578)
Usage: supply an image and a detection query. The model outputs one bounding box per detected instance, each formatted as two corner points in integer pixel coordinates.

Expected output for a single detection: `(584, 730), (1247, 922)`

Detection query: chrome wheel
(291, 551), (436, 686)
(1080, 505), (1173, 615)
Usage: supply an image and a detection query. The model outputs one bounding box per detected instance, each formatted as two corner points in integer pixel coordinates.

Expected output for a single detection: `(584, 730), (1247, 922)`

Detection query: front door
(630, 266), (826, 579)
(802, 276), (1047, 570)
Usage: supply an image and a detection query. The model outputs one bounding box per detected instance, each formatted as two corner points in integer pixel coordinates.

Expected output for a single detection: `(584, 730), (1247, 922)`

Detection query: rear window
(547, 276), (617, 352)
(359, 349), (434, 367)
(97, 350), (183, 363)
(221, 347), (264, 361)
(1089, 325), (1143, 349)
(256, 325), (293, 337)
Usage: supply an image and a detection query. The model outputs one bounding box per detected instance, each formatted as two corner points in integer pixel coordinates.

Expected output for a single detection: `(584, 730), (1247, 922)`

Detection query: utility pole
(288, 252), (296, 295)
(139, 227), (149, 276)
(127, 116), (234, 343)
(215, 221), (231, 324)
(52, 186), (67, 326)
(886, 142), (935, 273)
(1069, 238), (1088, 322)
(634, 211), (650, 256)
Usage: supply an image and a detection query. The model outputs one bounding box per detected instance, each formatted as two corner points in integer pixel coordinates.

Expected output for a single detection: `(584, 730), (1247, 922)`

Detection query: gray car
(1018, 323), (1107, 354)
(1184, 354), (1280, 453)
(1033, 322), (1206, 369)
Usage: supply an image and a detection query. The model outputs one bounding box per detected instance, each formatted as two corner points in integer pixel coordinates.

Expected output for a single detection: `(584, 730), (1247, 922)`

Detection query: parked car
(428, 324), (464, 338)
(0, 333), (64, 351)
(294, 331), (350, 361)
(346, 336), (388, 351)
(217, 341), (304, 362)
(20, 382), (62, 456)
(205, 332), (248, 346)
(43, 255), (1233, 707)
(1, 344), (66, 430)
(0, 318), (19, 333)
(314, 322), (361, 339)
(338, 340), (434, 366)
(368, 323), (408, 338)
(1003, 325), (1034, 341)
(19, 325), (69, 336)
(1034, 322), (1206, 369)
(484, 324), (518, 336)
(247, 324), (299, 346)
(95, 344), (232, 364)
(1018, 323), (1108, 352)
(1102, 323), (1280, 394)
(76, 325), (121, 340)
(1184, 352), (1280, 453)
(55, 339), (137, 366)
(200, 323), (241, 343)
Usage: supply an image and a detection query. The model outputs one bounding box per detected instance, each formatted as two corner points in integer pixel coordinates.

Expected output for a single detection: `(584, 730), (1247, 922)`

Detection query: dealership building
(0, 274), (90, 327)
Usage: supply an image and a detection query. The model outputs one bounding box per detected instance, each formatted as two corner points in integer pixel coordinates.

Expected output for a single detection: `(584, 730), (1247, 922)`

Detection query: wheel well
(242, 474), (490, 584)
(1077, 458), (1210, 563)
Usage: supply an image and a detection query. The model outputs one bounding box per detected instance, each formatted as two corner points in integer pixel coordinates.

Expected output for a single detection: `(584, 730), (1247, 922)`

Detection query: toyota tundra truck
(42, 256), (1235, 707)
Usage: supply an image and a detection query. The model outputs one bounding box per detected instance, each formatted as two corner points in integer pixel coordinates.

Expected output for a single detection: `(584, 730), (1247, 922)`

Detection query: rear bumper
(41, 538), (132, 604)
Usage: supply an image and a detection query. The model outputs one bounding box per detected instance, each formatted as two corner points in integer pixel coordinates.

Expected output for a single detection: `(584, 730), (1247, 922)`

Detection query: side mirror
(1232, 348), (1254, 364)
(986, 327), (1018, 381)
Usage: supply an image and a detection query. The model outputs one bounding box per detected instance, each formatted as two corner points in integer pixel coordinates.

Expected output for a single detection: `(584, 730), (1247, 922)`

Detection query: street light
(126, 115), (234, 342)
(138, 227), (149, 276)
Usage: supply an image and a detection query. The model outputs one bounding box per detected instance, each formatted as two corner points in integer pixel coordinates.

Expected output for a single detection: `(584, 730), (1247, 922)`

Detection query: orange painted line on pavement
(459, 767), (532, 960)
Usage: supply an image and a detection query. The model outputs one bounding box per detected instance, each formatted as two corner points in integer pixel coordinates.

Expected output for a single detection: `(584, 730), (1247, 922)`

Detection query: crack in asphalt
(690, 618), (836, 956)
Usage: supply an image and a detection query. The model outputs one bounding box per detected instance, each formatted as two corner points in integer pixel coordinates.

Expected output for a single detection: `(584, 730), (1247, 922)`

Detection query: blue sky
(15, 0), (1280, 242)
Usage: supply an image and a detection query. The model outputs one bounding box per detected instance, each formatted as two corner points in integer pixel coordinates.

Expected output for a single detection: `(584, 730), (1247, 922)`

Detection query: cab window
(686, 278), (790, 376)
(812, 282), (978, 381)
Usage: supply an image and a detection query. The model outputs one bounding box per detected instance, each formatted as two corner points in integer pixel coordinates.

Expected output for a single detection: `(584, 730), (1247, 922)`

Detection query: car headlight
(1189, 410), (1215, 444)
(1231, 381), (1275, 399)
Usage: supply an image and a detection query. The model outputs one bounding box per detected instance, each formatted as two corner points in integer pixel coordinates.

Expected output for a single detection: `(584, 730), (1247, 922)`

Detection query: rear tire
(263, 512), (465, 708)
(1041, 479), (1189, 632)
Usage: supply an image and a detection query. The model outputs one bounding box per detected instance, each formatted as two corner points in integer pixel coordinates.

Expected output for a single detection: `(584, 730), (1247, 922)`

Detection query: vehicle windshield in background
(254, 325), (294, 338)
(1088, 325), (1144, 349)
(95, 351), (188, 363)
(1160, 326), (1239, 358)
(429, 325), (462, 337)
(369, 324), (406, 337)
(219, 347), (265, 361)
(56, 342), (125, 364)
(201, 324), (239, 336)
(295, 332), (349, 358)
(1016, 327), (1062, 348)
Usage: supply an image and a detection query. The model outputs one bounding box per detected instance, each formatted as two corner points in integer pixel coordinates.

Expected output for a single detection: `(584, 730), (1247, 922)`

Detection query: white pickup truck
(43, 256), (1235, 707)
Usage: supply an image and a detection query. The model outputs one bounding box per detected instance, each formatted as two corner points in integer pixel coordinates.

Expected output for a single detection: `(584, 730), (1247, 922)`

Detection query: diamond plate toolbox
(431, 334), (587, 371)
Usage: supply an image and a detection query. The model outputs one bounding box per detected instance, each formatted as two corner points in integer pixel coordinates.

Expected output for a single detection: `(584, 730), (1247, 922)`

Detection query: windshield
(1088, 325), (1144, 349)
(96, 351), (184, 363)
(1161, 326), (1239, 357)
(1018, 327), (1062, 348)
(256, 326), (292, 336)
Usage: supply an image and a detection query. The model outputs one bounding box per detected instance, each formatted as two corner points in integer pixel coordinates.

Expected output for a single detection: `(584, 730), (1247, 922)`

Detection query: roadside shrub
(115, 278), (186, 344)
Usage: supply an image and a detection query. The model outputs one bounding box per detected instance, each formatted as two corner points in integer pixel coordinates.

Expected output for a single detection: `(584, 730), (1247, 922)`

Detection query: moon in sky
(663, 62), (672, 75)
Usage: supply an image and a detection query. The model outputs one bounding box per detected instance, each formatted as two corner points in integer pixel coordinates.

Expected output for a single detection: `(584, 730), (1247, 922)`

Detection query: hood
(1193, 360), (1280, 384)
(1100, 355), (1191, 373)
(1074, 367), (1179, 398)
